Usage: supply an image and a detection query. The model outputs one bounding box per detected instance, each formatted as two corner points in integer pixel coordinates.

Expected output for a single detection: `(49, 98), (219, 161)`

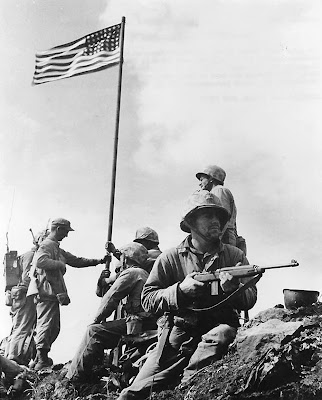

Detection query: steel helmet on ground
(119, 242), (148, 266)
(196, 165), (226, 185)
(133, 227), (159, 244)
(180, 190), (230, 233)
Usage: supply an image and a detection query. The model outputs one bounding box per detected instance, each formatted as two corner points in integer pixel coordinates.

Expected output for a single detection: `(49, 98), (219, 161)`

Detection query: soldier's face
(198, 175), (212, 191)
(191, 209), (221, 240)
(56, 226), (69, 241)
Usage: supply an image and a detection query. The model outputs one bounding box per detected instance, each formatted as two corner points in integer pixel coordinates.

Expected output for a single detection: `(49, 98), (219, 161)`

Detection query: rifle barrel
(256, 260), (299, 272)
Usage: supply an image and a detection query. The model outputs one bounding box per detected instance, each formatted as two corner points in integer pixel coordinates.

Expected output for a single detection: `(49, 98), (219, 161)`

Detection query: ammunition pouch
(173, 314), (199, 330)
(11, 286), (27, 300)
(126, 315), (143, 335)
(5, 290), (13, 306)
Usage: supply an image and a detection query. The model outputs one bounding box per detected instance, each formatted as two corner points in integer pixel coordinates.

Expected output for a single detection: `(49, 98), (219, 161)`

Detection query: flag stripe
(35, 48), (120, 70)
(33, 56), (120, 84)
(32, 24), (121, 85)
(34, 53), (121, 80)
(35, 39), (85, 58)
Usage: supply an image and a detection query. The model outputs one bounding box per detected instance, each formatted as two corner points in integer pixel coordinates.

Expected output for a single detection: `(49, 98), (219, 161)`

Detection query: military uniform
(118, 238), (257, 399)
(28, 237), (103, 357)
(118, 191), (257, 400)
(5, 250), (37, 365)
(67, 243), (156, 382)
(210, 185), (237, 246)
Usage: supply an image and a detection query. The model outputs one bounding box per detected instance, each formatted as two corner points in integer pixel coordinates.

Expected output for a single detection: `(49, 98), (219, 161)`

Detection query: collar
(177, 235), (224, 255)
(42, 237), (60, 246)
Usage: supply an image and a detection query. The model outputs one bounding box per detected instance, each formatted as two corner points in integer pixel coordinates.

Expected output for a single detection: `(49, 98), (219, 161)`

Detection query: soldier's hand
(105, 241), (116, 253)
(179, 272), (205, 298)
(99, 254), (112, 264)
(99, 269), (111, 280)
(219, 271), (239, 293)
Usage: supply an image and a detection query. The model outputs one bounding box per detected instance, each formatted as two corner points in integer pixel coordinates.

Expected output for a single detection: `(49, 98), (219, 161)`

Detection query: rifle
(193, 260), (299, 295)
(29, 228), (36, 245)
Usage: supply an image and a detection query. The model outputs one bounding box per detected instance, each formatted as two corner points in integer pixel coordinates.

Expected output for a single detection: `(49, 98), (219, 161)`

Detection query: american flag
(33, 24), (121, 85)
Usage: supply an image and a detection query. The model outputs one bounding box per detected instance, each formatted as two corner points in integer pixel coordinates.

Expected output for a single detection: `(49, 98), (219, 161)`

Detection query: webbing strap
(173, 248), (261, 312)
(191, 273), (262, 312)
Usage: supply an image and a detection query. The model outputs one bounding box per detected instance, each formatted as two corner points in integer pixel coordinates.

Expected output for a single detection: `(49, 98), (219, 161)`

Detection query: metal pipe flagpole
(107, 16), (126, 245)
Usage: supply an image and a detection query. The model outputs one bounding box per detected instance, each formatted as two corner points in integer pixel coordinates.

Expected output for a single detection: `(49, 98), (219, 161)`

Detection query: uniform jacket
(27, 238), (99, 300)
(94, 266), (152, 322)
(18, 249), (36, 290)
(141, 236), (257, 328)
(211, 185), (237, 231)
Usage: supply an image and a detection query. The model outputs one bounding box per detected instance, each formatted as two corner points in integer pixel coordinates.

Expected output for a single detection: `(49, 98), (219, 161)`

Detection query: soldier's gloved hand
(99, 254), (112, 264)
(179, 272), (205, 298)
(99, 269), (111, 280)
(219, 271), (240, 293)
(105, 241), (116, 253)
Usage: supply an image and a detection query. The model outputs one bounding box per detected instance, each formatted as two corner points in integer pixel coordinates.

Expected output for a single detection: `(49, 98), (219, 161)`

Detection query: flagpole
(107, 16), (126, 243)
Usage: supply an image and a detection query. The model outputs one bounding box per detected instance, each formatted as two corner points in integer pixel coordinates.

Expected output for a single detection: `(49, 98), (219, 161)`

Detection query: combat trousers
(117, 323), (237, 400)
(66, 319), (127, 381)
(67, 317), (157, 381)
(6, 296), (36, 365)
(34, 300), (60, 351)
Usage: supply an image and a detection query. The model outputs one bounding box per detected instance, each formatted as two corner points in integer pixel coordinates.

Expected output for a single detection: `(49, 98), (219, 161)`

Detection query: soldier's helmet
(196, 165), (226, 185)
(180, 190), (229, 233)
(133, 227), (159, 244)
(119, 242), (148, 266)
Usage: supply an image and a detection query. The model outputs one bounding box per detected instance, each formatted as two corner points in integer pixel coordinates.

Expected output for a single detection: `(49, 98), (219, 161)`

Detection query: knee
(201, 324), (237, 346)
(87, 323), (102, 336)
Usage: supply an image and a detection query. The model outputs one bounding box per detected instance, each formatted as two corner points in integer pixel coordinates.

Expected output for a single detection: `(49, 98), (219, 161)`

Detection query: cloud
(100, 1), (322, 180)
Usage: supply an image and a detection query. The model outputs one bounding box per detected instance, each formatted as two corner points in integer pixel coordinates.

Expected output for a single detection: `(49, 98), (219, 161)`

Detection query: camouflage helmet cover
(196, 165), (226, 185)
(119, 242), (148, 266)
(133, 226), (159, 244)
(180, 190), (230, 233)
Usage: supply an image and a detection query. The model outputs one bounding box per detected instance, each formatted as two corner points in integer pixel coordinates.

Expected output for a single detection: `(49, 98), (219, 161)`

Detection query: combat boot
(34, 349), (52, 371)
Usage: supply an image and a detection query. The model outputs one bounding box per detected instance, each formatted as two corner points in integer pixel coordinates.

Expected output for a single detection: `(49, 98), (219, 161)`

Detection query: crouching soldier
(118, 190), (258, 399)
(96, 227), (161, 297)
(66, 242), (157, 383)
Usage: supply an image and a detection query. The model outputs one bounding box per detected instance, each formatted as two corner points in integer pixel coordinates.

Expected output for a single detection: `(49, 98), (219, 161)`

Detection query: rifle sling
(190, 273), (262, 312)
(174, 247), (261, 313)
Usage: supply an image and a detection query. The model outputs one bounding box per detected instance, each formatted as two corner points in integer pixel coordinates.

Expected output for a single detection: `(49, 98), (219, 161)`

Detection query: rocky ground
(5, 303), (322, 400)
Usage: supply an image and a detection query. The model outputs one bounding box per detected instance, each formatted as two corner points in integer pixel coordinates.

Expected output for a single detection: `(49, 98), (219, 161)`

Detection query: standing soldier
(196, 165), (239, 248)
(5, 230), (48, 365)
(27, 218), (109, 370)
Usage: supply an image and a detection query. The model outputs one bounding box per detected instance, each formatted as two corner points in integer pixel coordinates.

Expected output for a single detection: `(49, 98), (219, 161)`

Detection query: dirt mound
(9, 304), (322, 400)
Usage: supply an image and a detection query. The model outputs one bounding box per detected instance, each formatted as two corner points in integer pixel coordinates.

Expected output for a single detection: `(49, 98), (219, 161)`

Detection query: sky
(1, 0), (322, 364)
